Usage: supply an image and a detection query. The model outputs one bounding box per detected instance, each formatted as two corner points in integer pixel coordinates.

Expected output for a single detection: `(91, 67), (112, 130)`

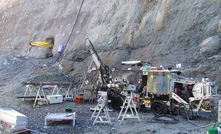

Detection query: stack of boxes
(0, 108), (27, 133)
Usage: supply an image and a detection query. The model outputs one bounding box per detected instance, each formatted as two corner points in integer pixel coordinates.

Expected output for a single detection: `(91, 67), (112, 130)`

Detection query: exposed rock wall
(0, 0), (221, 89)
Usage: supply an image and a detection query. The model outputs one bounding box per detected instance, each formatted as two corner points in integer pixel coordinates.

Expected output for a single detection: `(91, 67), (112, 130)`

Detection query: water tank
(192, 83), (205, 98)
(192, 82), (211, 98)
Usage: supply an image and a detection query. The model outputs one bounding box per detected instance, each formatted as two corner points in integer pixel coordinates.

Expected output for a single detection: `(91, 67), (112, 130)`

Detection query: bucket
(207, 126), (218, 134)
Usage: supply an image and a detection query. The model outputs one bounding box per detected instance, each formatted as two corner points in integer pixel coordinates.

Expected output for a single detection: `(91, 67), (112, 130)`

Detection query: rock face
(1, 0), (221, 90)
(199, 36), (221, 57)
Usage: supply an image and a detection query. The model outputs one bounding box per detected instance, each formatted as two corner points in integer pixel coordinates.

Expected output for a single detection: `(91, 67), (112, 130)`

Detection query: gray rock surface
(1, 0), (221, 90)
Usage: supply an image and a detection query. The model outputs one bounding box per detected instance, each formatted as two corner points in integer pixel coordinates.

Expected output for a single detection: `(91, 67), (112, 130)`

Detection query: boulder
(199, 36), (221, 57)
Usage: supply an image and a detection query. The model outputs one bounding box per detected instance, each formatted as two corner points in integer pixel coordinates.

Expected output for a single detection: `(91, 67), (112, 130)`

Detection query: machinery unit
(86, 38), (124, 110)
(131, 63), (219, 116)
(86, 38), (219, 117)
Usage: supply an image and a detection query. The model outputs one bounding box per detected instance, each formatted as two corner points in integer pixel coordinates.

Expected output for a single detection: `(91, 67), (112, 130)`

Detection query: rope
(54, 0), (85, 63)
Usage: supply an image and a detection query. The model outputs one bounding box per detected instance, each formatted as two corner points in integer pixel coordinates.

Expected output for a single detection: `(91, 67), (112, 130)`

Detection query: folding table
(44, 113), (75, 127)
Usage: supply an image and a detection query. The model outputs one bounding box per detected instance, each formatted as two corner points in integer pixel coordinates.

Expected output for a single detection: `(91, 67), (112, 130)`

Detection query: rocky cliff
(1, 0), (221, 90)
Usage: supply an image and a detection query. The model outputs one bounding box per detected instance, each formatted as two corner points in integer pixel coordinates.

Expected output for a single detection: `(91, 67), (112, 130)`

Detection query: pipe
(54, 0), (85, 63)
(218, 100), (221, 122)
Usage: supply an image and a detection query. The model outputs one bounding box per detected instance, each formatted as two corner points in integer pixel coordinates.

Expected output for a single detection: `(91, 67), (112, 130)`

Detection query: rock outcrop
(0, 0), (221, 90)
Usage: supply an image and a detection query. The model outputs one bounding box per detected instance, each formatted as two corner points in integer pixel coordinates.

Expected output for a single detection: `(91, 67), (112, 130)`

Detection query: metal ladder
(90, 95), (112, 125)
(117, 93), (140, 124)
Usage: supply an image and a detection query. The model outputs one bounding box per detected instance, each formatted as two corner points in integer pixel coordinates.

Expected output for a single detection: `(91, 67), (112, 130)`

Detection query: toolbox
(46, 95), (63, 104)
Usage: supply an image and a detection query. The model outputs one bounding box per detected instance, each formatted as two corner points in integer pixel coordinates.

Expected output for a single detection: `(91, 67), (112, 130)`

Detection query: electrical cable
(54, 0), (84, 63)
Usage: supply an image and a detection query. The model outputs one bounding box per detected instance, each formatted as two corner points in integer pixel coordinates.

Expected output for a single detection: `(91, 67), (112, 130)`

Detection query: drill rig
(86, 39), (124, 110)
(86, 39), (219, 117)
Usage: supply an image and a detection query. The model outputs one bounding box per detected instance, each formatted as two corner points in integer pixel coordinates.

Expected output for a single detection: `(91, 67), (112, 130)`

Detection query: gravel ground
(0, 89), (219, 134)
(0, 55), (219, 134)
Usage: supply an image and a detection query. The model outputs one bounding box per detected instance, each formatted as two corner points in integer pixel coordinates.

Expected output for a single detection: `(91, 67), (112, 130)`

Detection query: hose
(29, 41), (53, 48)
(54, 0), (85, 63)
(177, 103), (199, 127)
(148, 114), (179, 124)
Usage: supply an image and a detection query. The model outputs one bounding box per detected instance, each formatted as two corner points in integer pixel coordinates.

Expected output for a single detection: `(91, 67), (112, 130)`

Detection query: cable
(54, 0), (85, 63)
(148, 114), (179, 124)
(178, 103), (199, 127)
(186, 122), (217, 131)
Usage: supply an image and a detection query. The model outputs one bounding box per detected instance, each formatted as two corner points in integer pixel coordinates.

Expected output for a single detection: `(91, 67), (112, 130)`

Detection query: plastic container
(65, 107), (73, 113)
(150, 67), (157, 70)
(157, 67), (163, 70)
(207, 126), (218, 134)
(217, 127), (221, 134)
(145, 65), (151, 70)
(217, 123), (221, 134)
(74, 96), (84, 104)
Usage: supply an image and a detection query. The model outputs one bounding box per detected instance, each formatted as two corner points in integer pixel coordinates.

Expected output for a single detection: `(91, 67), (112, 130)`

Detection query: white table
(44, 113), (75, 127)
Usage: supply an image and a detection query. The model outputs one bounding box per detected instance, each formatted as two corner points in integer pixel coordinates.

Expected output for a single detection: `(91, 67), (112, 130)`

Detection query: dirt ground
(0, 55), (219, 134)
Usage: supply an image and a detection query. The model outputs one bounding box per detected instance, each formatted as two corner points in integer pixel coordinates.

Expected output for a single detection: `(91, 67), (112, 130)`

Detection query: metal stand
(33, 85), (48, 107)
(22, 85), (38, 101)
(90, 94), (112, 125)
(63, 85), (73, 101)
(117, 93), (140, 124)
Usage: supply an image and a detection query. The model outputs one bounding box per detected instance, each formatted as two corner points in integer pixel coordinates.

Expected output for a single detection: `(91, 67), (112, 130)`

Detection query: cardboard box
(37, 101), (47, 105)
(46, 95), (63, 104)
